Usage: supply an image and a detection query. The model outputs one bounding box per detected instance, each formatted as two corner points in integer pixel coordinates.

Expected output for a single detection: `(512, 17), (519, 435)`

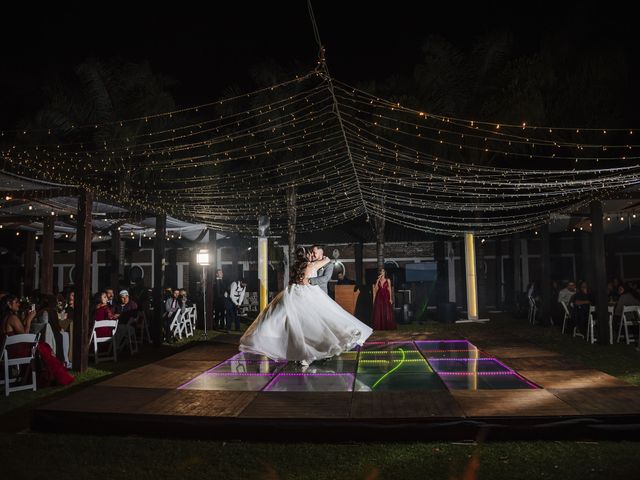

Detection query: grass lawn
(1, 433), (638, 480)
(1, 315), (638, 479)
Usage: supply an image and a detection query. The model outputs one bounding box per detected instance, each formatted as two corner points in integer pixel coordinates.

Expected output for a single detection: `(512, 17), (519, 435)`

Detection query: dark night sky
(1, 1), (637, 127)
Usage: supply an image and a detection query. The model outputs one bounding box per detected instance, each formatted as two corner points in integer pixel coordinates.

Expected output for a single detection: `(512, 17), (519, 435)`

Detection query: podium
(334, 285), (360, 315)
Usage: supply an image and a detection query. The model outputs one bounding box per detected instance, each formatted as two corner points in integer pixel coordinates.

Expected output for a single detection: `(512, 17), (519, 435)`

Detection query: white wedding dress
(239, 266), (373, 362)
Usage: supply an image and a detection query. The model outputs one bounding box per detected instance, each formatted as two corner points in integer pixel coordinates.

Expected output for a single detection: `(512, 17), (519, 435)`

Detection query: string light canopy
(2, 65), (640, 237)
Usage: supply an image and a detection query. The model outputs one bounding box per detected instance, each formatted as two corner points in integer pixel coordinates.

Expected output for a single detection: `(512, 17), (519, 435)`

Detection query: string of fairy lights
(2, 66), (640, 238)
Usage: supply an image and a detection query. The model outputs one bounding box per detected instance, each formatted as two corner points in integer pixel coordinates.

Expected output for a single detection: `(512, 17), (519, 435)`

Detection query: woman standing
(372, 268), (396, 330)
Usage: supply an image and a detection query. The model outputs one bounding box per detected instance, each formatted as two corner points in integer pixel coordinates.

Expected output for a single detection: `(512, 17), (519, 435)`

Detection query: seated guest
(39, 294), (71, 368)
(105, 287), (115, 307)
(558, 281), (576, 305)
(614, 283), (640, 317)
(337, 272), (356, 285)
(94, 291), (116, 338)
(64, 290), (75, 322)
(112, 290), (138, 325)
(1, 295), (74, 386)
(570, 281), (593, 336)
(1, 295), (37, 337)
(164, 289), (181, 342)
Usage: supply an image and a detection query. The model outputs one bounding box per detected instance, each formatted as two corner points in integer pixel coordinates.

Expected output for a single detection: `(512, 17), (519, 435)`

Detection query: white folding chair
(1, 333), (39, 396)
(560, 301), (571, 334)
(528, 296), (537, 325)
(182, 307), (194, 338)
(89, 320), (118, 364)
(188, 306), (197, 330)
(169, 310), (186, 339)
(617, 305), (640, 344)
(588, 306), (614, 344)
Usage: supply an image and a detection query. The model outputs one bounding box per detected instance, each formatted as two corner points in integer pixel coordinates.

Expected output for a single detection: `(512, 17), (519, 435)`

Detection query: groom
(309, 244), (334, 295)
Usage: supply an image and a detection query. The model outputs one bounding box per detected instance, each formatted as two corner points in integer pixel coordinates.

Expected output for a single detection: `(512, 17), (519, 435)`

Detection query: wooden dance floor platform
(31, 334), (640, 441)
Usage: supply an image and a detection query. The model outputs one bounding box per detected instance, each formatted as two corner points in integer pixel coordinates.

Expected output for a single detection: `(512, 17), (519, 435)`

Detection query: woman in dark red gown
(1, 295), (74, 387)
(372, 268), (396, 330)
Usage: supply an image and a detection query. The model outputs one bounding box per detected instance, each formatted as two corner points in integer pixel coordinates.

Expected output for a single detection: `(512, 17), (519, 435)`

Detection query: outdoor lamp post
(197, 249), (210, 338)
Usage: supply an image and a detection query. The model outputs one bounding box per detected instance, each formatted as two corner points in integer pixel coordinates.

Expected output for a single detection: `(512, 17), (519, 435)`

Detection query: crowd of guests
(552, 277), (640, 338)
(0, 280), (197, 392)
(1, 291), (75, 388)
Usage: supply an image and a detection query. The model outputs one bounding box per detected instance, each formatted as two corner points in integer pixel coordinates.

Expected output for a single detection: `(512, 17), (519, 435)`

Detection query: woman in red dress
(372, 268), (396, 330)
(1, 295), (74, 387)
(94, 292), (116, 338)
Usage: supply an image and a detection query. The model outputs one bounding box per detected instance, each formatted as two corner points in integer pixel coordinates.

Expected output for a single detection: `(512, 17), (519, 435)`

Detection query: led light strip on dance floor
(178, 340), (538, 392)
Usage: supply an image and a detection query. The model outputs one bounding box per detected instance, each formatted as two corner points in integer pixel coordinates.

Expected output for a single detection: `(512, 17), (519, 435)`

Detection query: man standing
(213, 269), (228, 329)
(309, 245), (334, 295)
(226, 278), (247, 331)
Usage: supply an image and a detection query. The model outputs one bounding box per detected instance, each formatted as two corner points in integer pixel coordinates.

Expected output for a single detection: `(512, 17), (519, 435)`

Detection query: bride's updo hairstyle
(294, 247), (307, 262)
(290, 247), (308, 285)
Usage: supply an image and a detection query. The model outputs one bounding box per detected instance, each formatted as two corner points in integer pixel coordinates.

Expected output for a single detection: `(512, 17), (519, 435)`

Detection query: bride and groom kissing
(239, 244), (372, 365)
(299, 245), (333, 295)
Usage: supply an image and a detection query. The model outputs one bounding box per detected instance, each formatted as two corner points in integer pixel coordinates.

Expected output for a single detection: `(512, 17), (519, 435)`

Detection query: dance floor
(32, 335), (640, 441)
(179, 340), (537, 393)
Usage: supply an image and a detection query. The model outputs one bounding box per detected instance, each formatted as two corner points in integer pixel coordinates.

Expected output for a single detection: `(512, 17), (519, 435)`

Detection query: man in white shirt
(225, 279), (247, 331)
(558, 281), (576, 306)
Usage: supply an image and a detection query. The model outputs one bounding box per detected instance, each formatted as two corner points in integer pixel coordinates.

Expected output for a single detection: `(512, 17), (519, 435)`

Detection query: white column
(258, 236), (268, 311)
(465, 233), (478, 320)
(177, 263), (184, 289)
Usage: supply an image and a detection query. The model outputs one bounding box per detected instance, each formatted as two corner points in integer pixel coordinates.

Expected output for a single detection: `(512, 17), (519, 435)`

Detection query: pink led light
(427, 358), (496, 361)
(415, 340), (470, 344)
(420, 349), (480, 353)
(437, 371), (516, 376)
(277, 373), (355, 377)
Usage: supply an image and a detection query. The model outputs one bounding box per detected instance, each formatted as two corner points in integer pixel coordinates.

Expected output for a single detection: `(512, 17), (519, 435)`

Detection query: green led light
(371, 348), (407, 390)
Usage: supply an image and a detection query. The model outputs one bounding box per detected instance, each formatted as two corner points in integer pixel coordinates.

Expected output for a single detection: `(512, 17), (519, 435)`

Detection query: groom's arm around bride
(309, 259), (334, 295)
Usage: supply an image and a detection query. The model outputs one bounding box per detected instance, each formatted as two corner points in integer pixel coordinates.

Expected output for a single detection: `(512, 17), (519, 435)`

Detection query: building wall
(18, 234), (640, 308)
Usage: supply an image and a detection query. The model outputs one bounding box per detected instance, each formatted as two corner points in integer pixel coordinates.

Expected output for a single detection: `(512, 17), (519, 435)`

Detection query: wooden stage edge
(30, 338), (640, 442)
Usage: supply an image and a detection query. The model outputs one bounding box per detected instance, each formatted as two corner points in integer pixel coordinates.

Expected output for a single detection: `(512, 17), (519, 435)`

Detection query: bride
(239, 247), (373, 364)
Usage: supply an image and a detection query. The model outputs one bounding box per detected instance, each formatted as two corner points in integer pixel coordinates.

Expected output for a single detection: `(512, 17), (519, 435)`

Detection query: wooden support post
(24, 231), (36, 296)
(40, 216), (55, 294)
(541, 223), (552, 325)
(152, 215), (166, 346)
(591, 201), (610, 344)
(72, 190), (93, 372)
